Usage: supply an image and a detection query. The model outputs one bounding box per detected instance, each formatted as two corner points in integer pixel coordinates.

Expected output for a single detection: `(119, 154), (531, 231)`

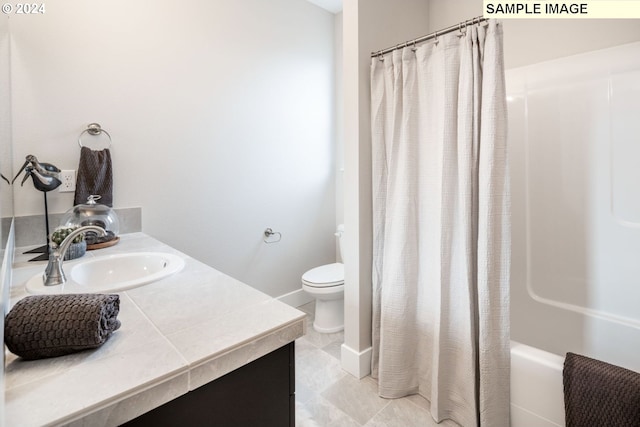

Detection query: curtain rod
(370, 15), (488, 58)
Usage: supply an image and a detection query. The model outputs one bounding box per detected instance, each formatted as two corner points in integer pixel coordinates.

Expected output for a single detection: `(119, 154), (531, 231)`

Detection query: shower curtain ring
(434, 31), (439, 46)
(458, 22), (466, 37)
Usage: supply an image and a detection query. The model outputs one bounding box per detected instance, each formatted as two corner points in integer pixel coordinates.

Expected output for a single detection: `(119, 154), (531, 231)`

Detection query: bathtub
(507, 42), (640, 427)
(510, 341), (565, 427)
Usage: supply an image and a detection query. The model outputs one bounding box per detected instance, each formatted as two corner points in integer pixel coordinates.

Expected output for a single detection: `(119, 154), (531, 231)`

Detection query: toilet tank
(335, 224), (345, 263)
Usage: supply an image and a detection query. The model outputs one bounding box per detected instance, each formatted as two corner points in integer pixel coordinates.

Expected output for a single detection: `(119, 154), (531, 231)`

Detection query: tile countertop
(4, 233), (306, 427)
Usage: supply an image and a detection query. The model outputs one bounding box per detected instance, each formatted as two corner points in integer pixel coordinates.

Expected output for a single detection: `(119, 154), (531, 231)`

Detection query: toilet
(301, 224), (345, 333)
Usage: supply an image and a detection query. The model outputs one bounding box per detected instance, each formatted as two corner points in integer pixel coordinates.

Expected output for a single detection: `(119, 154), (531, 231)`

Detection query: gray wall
(9, 0), (337, 299)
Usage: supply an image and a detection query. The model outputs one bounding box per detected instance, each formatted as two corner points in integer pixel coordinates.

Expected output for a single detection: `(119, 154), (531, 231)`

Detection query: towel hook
(263, 228), (282, 244)
(78, 123), (112, 149)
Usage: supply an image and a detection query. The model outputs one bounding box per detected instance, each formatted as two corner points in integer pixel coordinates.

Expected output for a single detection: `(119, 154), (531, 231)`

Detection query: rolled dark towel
(4, 294), (121, 360)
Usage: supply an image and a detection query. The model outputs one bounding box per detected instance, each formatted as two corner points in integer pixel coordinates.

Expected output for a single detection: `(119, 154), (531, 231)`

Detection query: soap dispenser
(61, 195), (120, 248)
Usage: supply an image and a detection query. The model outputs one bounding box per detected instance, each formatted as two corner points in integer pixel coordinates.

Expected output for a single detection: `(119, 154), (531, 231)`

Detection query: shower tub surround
(507, 42), (640, 426)
(4, 233), (305, 426)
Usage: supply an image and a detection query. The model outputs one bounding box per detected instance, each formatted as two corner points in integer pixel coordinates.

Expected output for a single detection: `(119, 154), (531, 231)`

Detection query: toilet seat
(302, 263), (344, 288)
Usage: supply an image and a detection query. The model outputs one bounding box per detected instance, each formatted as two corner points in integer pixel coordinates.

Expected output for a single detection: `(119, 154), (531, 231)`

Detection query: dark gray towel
(74, 146), (113, 207)
(4, 294), (121, 360)
(563, 352), (640, 427)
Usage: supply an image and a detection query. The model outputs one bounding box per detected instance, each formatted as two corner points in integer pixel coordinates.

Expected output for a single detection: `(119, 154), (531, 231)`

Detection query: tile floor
(294, 302), (459, 427)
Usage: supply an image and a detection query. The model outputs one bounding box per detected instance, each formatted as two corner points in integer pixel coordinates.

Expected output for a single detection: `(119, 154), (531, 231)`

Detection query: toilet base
(313, 298), (344, 333)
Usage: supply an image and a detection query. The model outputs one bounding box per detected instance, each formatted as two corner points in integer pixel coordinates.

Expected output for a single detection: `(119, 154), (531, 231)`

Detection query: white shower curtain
(370, 20), (510, 427)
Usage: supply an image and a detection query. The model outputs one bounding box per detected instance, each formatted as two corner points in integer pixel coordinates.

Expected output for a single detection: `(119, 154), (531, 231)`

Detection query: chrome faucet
(43, 225), (106, 286)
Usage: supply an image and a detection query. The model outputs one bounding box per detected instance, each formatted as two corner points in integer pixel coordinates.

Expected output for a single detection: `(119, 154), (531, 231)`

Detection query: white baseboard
(277, 288), (314, 308)
(341, 343), (372, 379)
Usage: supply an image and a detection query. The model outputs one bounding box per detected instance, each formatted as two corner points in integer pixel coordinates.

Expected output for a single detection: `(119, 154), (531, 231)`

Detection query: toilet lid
(302, 263), (344, 287)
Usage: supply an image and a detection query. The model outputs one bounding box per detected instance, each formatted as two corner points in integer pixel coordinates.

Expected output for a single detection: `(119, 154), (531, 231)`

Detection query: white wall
(10, 0), (337, 298)
(342, 0), (430, 378)
(335, 12), (344, 230)
(427, 0), (640, 69)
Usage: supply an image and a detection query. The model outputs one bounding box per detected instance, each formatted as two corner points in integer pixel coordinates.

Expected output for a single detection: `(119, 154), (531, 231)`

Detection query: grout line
(359, 396), (392, 427)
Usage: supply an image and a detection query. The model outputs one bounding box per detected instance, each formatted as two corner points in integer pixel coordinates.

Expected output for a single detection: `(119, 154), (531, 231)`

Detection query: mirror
(0, 15), (12, 252)
(0, 13), (12, 414)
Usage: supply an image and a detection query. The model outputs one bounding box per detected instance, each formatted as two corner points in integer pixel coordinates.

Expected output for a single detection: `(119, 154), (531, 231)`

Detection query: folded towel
(563, 352), (640, 427)
(4, 294), (121, 360)
(74, 146), (113, 207)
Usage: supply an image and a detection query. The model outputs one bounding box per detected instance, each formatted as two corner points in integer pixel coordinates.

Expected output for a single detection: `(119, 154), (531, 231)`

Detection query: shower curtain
(370, 20), (510, 427)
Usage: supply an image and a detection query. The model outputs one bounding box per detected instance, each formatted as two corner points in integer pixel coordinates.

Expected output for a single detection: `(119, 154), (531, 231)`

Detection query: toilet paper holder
(263, 228), (282, 244)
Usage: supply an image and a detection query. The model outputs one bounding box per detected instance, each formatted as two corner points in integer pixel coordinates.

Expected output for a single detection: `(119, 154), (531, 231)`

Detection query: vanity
(3, 232), (306, 426)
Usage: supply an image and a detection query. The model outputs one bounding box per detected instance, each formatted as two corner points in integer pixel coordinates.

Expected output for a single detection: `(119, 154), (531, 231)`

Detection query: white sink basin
(25, 252), (185, 294)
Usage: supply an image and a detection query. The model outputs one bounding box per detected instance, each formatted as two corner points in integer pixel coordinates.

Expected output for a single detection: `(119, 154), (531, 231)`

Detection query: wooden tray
(87, 236), (120, 251)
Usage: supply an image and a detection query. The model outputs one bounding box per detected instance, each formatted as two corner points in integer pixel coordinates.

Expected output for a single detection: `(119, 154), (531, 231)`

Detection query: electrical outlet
(59, 170), (76, 193)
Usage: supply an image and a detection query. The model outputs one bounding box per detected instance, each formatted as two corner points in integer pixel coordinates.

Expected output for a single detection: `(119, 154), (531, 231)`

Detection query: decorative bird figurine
(12, 155), (63, 260)
(12, 155), (61, 192)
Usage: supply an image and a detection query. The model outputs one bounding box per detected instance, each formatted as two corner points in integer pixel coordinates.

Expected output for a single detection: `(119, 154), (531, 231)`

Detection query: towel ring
(78, 123), (112, 149)
(263, 228), (282, 244)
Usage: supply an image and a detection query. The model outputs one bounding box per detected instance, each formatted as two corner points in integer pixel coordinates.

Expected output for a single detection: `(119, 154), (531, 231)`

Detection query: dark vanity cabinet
(124, 342), (295, 427)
